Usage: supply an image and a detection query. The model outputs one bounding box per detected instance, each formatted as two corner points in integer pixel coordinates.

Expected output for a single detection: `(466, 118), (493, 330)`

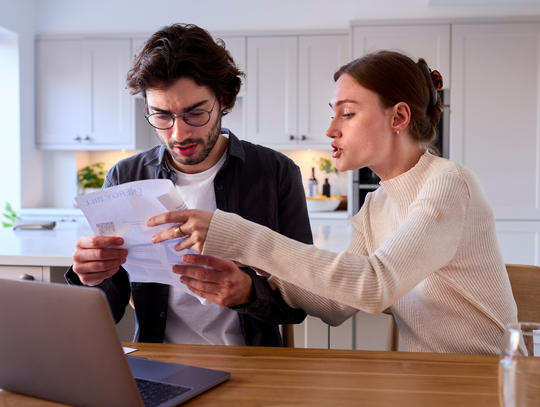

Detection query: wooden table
(0, 343), (500, 406)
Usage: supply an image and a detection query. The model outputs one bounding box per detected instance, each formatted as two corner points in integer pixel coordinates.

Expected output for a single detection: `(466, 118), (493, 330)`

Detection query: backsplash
(81, 148), (347, 199)
(280, 149), (347, 198)
(34, 145), (346, 210)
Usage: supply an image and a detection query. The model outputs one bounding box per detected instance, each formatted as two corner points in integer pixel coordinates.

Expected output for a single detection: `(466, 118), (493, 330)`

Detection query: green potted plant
(77, 162), (105, 195)
(313, 157), (338, 175)
(2, 203), (21, 228)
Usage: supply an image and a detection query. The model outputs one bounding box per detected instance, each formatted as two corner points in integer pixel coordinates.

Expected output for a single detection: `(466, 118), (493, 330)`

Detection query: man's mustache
(168, 138), (204, 147)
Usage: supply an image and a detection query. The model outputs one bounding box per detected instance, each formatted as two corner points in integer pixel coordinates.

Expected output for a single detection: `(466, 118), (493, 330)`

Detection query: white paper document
(75, 179), (208, 304)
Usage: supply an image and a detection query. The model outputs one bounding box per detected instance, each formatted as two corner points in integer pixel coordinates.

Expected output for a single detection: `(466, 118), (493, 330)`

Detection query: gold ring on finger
(174, 225), (185, 238)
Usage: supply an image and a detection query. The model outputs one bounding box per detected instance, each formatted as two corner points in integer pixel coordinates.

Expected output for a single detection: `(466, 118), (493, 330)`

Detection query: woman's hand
(147, 209), (214, 253)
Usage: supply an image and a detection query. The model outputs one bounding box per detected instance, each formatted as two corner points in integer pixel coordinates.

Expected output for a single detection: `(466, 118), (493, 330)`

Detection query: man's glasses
(145, 98), (217, 129)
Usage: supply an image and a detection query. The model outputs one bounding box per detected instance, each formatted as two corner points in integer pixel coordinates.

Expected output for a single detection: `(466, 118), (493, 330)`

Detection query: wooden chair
(505, 263), (540, 356)
(382, 308), (399, 351)
(282, 324), (295, 348)
(131, 294), (296, 347)
(383, 264), (540, 354)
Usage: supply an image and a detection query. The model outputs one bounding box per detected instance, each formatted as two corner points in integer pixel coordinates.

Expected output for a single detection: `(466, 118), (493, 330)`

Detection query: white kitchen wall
(0, 0), (36, 216)
(34, 0), (540, 34)
(0, 28), (20, 213)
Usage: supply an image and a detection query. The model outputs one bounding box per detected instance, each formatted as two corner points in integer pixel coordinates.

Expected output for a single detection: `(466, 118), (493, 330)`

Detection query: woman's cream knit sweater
(202, 152), (519, 354)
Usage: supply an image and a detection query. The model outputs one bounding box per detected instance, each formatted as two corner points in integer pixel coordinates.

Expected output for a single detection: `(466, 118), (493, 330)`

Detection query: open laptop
(0, 278), (230, 407)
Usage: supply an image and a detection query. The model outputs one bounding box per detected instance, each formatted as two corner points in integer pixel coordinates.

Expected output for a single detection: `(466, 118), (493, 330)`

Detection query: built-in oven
(350, 90), (449, 215)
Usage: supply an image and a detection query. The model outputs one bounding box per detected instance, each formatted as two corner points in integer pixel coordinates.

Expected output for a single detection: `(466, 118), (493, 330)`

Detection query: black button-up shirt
(66, 129), (313, 346)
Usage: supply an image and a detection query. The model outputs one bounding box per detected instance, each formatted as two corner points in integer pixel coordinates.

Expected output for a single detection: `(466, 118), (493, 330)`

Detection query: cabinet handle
(83, 135), (91, 141)
(19, 274), (35, 281)
(289, 135), (295, 141)
(301, 135), (306, 141)
(74, 136), (82, 141)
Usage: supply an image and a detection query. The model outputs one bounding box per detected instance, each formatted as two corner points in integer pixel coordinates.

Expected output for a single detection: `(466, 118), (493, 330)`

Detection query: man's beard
(162, 112), (222, 167)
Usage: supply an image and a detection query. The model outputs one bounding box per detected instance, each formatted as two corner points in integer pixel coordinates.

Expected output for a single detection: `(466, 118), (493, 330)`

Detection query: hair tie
(417, 62), (443, 108)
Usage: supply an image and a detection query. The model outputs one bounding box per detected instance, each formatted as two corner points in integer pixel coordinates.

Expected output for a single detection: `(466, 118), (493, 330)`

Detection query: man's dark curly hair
(126, 23), (244, 116)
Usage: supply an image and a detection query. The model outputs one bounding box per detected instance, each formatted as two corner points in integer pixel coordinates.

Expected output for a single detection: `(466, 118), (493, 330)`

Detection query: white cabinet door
(452, 23), (540, 220)
(298, 35), (349, 146)
(218, 36), (247, 139)
(218, 36), (246, 75)
(352, 25), (450, 87)
(496, 221), (540, 266)
(36, 40), (85, 147)
(82, 39), (133, 148)
(246, 36), (298, 146)
(36, 39), (141, 150)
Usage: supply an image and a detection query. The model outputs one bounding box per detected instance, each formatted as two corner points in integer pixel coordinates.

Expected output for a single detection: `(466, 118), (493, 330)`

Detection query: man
(65, 23), (312, 347)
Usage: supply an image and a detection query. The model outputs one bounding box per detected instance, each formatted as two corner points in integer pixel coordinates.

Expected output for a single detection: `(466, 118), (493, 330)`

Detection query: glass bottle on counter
(322, 178), (330, 197)
(307, 167), (318, 197)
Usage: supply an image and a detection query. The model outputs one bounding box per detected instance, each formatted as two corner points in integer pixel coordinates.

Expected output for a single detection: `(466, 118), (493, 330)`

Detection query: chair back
(282, 324), (295, 348)
(383, 264), (540, 354)
(506, 264), (540, 356)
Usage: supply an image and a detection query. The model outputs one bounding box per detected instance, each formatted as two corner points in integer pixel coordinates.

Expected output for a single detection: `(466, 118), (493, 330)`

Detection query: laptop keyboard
(135, 378), (191, 407)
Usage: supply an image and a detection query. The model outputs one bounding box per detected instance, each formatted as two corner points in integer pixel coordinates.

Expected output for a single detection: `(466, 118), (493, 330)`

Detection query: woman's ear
(392, 102), (411, 133)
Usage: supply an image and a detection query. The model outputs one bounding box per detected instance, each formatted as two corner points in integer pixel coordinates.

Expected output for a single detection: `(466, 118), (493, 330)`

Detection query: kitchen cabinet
(351, 23), (451, 88)
(451, 22), (540, 220)
(246, 34), (349, 149)
(0, 266), (43, 281)
(36, 38), (152, 150)
(496, 220), (540, 266)
(216, 36), (247, 138)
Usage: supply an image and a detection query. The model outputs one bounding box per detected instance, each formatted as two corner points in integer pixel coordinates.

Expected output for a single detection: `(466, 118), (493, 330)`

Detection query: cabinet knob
(83, 135), (91, 141)
(74, 136), (82, 141)
(289, 135), (295, 141)
(19, 274), (35, 281)
(301, 135), (306, 141)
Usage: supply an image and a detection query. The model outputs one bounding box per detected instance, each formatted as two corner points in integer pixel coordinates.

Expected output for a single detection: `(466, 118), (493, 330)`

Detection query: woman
(148, 50), (519, 354)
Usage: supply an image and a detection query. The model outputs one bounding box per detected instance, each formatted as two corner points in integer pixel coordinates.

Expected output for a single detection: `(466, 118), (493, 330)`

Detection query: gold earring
(397, 130), (400, 135)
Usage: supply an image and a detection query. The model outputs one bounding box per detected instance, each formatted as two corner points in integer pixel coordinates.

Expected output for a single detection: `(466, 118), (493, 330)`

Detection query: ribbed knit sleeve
(203, 152), (519, 354)
(204, 171), (469, 314)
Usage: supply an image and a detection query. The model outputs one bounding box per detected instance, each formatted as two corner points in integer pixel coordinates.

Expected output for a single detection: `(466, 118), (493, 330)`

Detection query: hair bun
(417, 61), (443, 109)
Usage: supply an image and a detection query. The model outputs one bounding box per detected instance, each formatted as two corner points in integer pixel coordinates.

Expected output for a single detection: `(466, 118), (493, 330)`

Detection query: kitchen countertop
(0, 221), (93, 267)
(0, 219), (354, 267)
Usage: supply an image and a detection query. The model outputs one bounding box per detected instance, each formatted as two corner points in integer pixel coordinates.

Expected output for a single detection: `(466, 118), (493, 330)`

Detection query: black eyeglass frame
(145, 98), (218, 130)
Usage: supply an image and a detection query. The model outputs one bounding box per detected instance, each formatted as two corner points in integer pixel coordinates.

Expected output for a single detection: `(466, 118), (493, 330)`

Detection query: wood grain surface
(0, 343), (500, 407)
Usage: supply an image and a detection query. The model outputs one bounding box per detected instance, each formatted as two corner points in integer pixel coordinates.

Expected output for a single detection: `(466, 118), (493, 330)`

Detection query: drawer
(0, 266), (43, 282)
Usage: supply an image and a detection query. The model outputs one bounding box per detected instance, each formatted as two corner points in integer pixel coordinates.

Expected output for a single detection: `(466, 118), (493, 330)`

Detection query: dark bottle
(322, 178), (330, 197)
(307, 167), (318, 197)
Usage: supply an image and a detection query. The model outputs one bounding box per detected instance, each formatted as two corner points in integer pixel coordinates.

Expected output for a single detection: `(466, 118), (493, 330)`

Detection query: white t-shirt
(163, 147), (245, 346)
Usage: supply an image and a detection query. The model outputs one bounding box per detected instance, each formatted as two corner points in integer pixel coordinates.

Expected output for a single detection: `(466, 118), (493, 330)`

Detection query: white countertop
(0, 222), (93, 267)
(0, 219), (354, 268)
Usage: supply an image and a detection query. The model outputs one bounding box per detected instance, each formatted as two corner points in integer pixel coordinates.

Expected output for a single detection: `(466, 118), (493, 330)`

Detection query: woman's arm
(202, 173), (470, 313)
(268, 276), (359, 326)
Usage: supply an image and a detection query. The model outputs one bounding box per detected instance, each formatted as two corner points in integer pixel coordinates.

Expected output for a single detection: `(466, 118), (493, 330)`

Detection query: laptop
(0, 278), (230, 407)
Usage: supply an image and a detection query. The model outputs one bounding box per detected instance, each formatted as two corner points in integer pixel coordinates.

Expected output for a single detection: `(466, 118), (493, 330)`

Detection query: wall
(0, 0), (37, 215)
(6, 0), (540, 213)
(34, 0), (540, 34)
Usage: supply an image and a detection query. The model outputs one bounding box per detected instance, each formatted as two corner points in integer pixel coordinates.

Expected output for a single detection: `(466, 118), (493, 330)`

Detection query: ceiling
(429, 0), (540, 5)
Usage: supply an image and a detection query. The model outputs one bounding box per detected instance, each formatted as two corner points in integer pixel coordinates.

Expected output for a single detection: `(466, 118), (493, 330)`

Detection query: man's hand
(72, 236), (128, 286)
(148, 209), (213, 253)
(173, 254), (253, 307)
